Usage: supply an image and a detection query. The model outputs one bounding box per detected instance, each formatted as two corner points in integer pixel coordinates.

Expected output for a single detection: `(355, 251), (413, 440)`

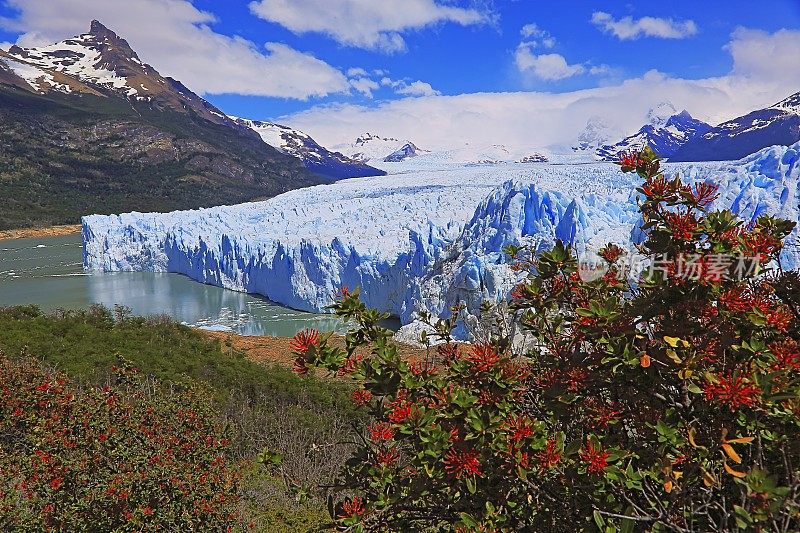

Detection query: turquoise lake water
(0, 234), (353, 336)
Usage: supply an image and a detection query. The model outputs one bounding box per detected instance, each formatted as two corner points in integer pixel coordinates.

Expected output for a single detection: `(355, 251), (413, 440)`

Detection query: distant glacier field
(83, 142), (800, 339)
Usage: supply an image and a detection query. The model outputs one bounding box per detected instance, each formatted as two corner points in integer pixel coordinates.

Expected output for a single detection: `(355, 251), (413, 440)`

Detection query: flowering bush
(0, 356), (241, 531)
(291, 147), (800, 531)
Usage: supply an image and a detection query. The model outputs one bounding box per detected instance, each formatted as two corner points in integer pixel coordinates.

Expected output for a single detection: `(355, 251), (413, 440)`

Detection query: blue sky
(1, 1), (799, 147)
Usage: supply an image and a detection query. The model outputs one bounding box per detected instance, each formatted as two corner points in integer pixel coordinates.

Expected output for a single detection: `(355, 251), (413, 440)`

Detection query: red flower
(719, 287), (754, 313)
(49, 477), (63, 490)
(664, 211), (698, 240)
(692, 182), (719, 207)
(505, 414), (534, 444)
(599, 244), (624, 264)
(467, 343), (501, 372)
(743, 233), (779, 259)
(510, 284), (528, 301)
(142, 506), (154, 516)
(562, 366), (588, 392)
(338, 286), (351, 297)
(11, 407), (22, 417)
(640, 174), (670, 198)
(292, 357), (308, 375)
(351, 389), (373, 407)
(704, 373), (761, 411)
(766, 306), (793, 332)
(368, 422), (395, 442)
(387, 399), (412, 424)
(618, 151), (642, 169)
(36, 382), (50, 392)
(339, 496), (366, 520)
(580, 440), (609, 474)
(337, 354), (364, 376)
(536, 438), (561, 471)
(444, 448), (481, 478)
(437, 343), (460, 361)
(770, 339), (800, 371)
(375, 447), (400, 467)
(289, 329), (320, 354)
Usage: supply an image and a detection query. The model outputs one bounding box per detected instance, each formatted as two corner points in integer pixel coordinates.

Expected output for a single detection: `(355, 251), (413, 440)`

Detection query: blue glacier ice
(83, 142), (800, 339)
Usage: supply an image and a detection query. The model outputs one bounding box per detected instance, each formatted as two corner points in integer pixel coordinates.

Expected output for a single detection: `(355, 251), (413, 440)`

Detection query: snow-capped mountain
(383, 142), (425, 162)
(335, 133), (415, 163)
(0, 20), (239, 128)
(671, 91), (800, 162)
(573, 116), (622, 152)
(232, 118), (385, 181)
(0, 21), (322, 227)
(597, 104), (712, 161)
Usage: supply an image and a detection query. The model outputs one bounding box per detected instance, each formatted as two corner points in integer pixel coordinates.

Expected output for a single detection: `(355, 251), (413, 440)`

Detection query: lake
(0, 234), (357, 336)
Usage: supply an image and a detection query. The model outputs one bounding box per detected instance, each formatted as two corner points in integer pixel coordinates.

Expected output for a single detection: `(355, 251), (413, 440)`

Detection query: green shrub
(292, 147), (800, 531)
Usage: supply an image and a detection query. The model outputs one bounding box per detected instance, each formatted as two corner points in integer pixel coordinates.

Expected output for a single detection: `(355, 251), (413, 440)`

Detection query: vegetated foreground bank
(0, 305), (360, 531)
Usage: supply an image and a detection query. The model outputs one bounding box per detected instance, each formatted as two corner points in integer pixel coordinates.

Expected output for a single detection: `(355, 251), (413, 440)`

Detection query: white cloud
(281, 26), (800, 152)
(379, 76), (440, 96)
(248, 0), (491, 53)
(346, 67), (369, 78)
(519, 23), (555, 48)
(395, 80), (440, 97)
(591, 11), (698, 40)
(0, 0), (350, 99)
(349, 77), (380, 98)
(726, 27), (800, 83)
(515, 47), (585, 80)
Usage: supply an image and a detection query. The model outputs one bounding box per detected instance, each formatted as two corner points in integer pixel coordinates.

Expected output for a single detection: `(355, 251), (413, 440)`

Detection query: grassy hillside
(0, 305), (357, 530)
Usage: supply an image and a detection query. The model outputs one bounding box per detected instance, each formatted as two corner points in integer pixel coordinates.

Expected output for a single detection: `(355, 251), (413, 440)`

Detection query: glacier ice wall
(83, 142), (800, 339)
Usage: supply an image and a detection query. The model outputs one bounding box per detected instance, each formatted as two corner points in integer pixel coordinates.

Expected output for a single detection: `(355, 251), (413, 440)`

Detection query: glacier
(83, 141), (800, 339)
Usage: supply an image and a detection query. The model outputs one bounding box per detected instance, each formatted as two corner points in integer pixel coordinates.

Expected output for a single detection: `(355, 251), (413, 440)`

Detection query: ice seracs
(83, 141), (800, 340)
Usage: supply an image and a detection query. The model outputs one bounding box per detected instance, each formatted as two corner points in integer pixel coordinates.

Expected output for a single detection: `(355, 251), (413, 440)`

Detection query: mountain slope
(232, 118), (385, 181)
(597, 105), (712, 161)
(0, 21), (322, 230)
(671, 91), (800, 162)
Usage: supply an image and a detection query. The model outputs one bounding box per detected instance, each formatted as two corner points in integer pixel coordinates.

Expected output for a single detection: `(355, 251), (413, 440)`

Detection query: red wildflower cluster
(618, 151), (642, 169)
(536, 438), (561, 471)
(375, 447), (400, 467)
(444, 448), (481, 479)
(640, 174), (671, 198)
(580, 440), (610, 475)
(562, 366), (589, 392)
(770, 339), (800, 371)
(337, 354), (364, 376)
(339, 496), (366, 520)
(351, 389), (373, 407)
(368, 422), (395, 442)
(289, 329), (320, 353)
(766, 306), (793, 332)
(505, 415), (534, 444)
(387, 393), (413, 423)
(692, 182), (719, 207)
(467, 343), (502, 372)
(743, 233), (779, 259)
(585, 400), (623, 430)
(719, 287), (754, 313)
(664, 211), (698, 240)
(599, 244), (625, 264)
(437, 342), (461, 362)
(704, 373), (762, 411)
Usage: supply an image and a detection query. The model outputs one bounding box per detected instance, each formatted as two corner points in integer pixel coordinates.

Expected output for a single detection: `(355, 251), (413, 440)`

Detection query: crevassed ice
(83, 142), (800, 339)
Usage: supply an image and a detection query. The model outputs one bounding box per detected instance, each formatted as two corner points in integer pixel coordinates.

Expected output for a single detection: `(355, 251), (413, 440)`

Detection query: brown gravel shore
(199, 329), (431, 369)
(0, 225), (82, 241)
